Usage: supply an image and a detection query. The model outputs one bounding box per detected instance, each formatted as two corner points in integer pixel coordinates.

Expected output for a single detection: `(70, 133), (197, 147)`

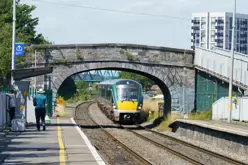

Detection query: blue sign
(15, 43), (24, 57)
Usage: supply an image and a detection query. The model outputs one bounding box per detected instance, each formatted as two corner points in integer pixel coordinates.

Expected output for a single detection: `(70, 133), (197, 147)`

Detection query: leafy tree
(119, 71), (154, 90)
(0, 0), (50, 86)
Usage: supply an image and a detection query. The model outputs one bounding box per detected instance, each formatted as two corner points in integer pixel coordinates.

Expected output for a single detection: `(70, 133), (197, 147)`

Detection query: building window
(201, 17), (206, 22)
(201, 22), (206, 29)
(230, 18), (233, 29)
(211, 30), (215, 35)
(211, 37), (215, 42)
(201, 43), (206, 48)
(237, 31), (240, 43)
(236, 45), (240, 52)
(210, 43), (215, 49)
(201, 36), (206, 42)
(194, 17), (200, 21)
(226, 43), (229, 49)
(211, 17), (216, 29)
(237, 18), (240, 30)
(211, 23), (215, 29)
(229, 31), (232, 42)
(201, 17), (206, 29)
(201, 30), (206, 36)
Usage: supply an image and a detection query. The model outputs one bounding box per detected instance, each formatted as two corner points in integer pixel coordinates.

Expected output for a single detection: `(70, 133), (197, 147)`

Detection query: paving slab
(0, 118), (106, 165)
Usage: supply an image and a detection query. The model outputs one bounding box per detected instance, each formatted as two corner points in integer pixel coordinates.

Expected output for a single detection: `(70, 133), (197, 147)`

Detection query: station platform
(174, 119), (248, 137)
(0, 118), (106, 165)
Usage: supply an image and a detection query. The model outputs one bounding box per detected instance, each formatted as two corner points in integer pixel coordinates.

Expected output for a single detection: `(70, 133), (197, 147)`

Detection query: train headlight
(113, 106), (116, 109)
(138, 106), (142, 110)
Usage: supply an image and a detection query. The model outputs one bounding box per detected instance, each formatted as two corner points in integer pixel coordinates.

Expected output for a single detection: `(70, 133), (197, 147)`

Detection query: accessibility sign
(15, 43), (24, 57)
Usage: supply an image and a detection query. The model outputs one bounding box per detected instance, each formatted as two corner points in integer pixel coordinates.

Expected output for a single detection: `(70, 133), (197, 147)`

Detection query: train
(97, 79), (143, 123)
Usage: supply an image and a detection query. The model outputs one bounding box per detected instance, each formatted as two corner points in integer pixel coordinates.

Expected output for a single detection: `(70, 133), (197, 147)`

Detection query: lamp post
(34, 49), (37, 90)
(11, 0), (16, 86)
(228, 0), (236, 123)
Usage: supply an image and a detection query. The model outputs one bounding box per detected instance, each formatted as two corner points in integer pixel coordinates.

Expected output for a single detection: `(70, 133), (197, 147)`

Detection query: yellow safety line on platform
(57, 117), (66, 165)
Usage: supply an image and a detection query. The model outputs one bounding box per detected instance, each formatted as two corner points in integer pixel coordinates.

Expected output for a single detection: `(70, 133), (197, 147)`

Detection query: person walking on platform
(6, 89), (16, 126)
(33, 89), (47, 131)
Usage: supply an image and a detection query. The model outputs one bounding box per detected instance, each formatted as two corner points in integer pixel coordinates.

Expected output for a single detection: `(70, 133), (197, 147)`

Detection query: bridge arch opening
(54, 65), (173, 118)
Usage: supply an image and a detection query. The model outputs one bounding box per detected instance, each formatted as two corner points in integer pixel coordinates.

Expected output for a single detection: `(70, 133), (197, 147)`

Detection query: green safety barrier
(0, 88), (9, 93)
(45, 89), (53, 117)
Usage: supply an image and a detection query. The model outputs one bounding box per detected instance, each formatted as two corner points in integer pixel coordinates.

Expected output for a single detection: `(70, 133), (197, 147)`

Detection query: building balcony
(191, 20), (200, 24)
(216, 33), (224, 37)
(240, 28), (248, 31)
(215, 26), (224, 30)
(215, 19), (224, 24)
(191, 26), (200, 30)
(215, 39), (224, 43)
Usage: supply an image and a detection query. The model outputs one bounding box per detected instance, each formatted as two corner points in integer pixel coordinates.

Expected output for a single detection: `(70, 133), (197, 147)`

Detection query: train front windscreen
(117, 86), (139, 102)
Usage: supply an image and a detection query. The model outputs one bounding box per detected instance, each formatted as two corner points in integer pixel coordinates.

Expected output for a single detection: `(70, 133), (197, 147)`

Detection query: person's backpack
(33, 97), (37, 106)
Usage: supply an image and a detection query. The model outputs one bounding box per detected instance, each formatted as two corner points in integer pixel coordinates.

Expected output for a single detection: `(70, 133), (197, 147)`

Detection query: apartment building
(191, 12), (248, 54)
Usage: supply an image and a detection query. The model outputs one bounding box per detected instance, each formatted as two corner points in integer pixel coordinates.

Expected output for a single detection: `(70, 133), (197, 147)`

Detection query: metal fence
(212, 97), (248, 122)
(0, 93), (10, 128)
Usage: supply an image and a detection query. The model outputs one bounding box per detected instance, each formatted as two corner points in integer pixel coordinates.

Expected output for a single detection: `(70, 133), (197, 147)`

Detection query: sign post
(14, 43), (25, 70)
(158, 102), (164, 117)
(244, 89), (248, 97)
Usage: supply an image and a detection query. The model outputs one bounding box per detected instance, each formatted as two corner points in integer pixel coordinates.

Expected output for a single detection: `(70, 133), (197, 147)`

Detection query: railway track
(137, 125), (248, 165)
(75, 101), (153, 165)
(119, 124), (248, 165)
(76, 101), (247, 165)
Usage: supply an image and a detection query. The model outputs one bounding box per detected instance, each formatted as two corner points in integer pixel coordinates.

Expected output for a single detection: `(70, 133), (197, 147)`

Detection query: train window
(117, 87), (139, 101)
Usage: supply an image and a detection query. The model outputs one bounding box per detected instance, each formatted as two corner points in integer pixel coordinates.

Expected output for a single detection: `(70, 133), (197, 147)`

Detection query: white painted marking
(70, 118), (106, 165)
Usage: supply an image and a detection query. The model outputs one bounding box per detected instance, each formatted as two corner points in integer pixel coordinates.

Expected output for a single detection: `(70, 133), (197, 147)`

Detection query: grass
(142, 99), (213, 132)
(188, 111), (212, 120)
(142, 98), (164, 112)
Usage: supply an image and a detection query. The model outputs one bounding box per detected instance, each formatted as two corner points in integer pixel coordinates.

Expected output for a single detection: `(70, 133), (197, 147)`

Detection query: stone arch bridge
(30, 43), (195, 116)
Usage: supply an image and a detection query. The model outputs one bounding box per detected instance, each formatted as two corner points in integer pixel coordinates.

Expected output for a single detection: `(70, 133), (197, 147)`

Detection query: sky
(20, 0), (248, 50)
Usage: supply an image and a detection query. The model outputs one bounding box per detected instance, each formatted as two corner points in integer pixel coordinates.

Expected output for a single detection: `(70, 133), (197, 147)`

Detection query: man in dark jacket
(33, 88), (47, 131)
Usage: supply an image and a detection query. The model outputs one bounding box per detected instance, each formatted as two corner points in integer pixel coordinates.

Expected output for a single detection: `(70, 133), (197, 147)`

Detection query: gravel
(89, 103), (193, 165)
(75, 102), (148, 165)
(161, 131), (248, 164)
(132, 129), (234, 165)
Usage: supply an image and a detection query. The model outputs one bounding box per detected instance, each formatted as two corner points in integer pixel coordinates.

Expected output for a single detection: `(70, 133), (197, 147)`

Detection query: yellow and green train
(97, 79), (143, 122)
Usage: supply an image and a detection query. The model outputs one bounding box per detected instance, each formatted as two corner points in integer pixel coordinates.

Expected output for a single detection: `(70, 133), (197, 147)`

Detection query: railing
(0, 88), (37, 97)
(0, 93), (10, 128)
(194, 47), (248, 89)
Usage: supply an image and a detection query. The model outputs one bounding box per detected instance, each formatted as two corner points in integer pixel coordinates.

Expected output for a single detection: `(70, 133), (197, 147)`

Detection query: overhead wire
(28, 0), (191, 21)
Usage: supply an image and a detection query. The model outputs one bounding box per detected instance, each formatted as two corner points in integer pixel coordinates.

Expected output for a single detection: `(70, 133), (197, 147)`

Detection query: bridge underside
(49, 62), (195, 117)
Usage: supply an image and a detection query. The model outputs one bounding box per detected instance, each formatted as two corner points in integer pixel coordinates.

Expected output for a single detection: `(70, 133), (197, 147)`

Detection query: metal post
(48, 76), (51, 90)
(11, 0), (16, 86)
(34, 50), (37, 90)
(228, 0), (236, 123)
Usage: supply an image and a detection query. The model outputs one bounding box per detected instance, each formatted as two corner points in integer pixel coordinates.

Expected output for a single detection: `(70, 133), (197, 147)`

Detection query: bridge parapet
(30, 43), (194, 68)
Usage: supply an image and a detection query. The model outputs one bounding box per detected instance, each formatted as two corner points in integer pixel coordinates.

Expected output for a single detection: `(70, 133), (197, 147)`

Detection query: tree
(0, 0), (50, 86)
(119, 72), (154, 90)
